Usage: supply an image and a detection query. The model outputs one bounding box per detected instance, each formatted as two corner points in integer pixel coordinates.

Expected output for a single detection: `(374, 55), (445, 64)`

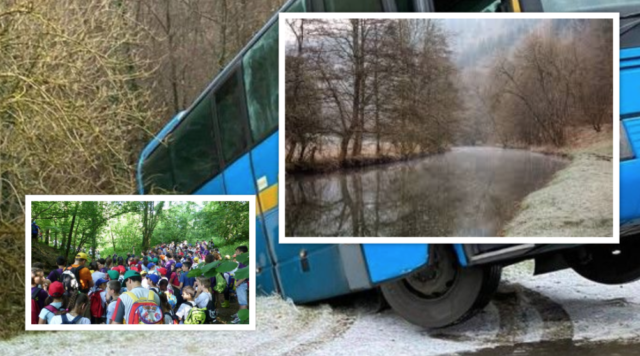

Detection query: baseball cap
(194, 257), (199, 262)
(107, 270), (119, 281)
(175, 262), (183, 268)
(122, 270), (140, 283)
(147, 263), (155, 269)
(157, 267), (167, 277)
(95, 278), (108, 287)
(147, 274), (160, 285)
(117, 266), (126, 274)
(49, 281), (64, 298)
(152, 257), (159, 263)
(75, 252), (89, 261)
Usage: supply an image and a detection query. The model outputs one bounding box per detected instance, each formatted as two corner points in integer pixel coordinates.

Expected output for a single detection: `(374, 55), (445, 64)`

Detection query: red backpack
(124, 290), (163, 324)
(89, 289), (105, 319)
(31, 287), (43, 324)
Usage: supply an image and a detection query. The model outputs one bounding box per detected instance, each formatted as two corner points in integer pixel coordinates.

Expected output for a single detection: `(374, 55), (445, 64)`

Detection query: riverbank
(503, 125), (613, 237)
(285, 146), (447, 175)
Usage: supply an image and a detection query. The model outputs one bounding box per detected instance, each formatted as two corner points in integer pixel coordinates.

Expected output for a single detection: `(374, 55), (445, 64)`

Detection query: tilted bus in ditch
(137, 0), (640, 328)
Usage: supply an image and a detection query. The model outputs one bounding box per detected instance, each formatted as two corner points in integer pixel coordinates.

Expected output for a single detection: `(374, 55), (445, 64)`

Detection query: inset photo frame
(26, 195), (256, 331)
(279, 12), (619, 244)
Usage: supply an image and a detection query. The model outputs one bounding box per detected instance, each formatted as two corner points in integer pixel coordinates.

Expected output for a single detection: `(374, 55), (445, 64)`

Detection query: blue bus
(138, 0), (640, 328)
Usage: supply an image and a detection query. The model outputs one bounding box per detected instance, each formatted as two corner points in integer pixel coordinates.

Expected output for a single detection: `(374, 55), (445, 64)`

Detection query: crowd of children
(31, 240), (249, 325)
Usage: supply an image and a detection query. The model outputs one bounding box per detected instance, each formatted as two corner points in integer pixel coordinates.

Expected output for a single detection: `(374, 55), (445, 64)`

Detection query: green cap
(153, 257), (158, 263)
(122, 270), (140, 282)
(107, 270), (119, 281)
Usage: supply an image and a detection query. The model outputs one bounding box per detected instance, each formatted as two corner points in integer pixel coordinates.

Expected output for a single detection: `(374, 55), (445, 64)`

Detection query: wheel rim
(403, 250), (458, 300)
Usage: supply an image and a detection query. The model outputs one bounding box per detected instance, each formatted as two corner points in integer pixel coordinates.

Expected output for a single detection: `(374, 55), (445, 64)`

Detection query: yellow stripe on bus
(257, 183), (278, 215)
(511, 0), (521, 12)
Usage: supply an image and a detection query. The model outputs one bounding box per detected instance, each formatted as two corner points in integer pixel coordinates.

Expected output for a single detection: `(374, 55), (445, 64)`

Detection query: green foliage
(235, 252), (249, 264)
(234, 267), (249, 280)
(216, 261), (240, 274)
(187, 268), (203, 278)
(31, 200), (249, 259)
(238, 309), (249, 323)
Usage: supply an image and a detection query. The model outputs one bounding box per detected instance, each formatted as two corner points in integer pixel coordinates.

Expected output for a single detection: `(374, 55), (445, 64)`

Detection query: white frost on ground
(4, 263), (640, 356)
(503, 153), (613, 237)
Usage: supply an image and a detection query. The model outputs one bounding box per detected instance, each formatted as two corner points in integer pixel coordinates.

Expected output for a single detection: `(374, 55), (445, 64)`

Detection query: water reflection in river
(285, 147), (567, 237)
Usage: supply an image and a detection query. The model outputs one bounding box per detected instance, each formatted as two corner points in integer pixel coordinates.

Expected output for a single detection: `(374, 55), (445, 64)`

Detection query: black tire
(380, 245), (502, 329)
(566, 237), (640, 285)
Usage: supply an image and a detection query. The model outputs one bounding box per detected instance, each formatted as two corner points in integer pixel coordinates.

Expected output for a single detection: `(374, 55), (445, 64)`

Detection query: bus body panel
(274, 244), (353, 302)
(453, 244), (470, 266)
(194, 175), (226, 195)
(621, 48), (640, 116)
(223, 155), (258, 194)
(362, 244), (429, 284)
(621, 47), (640, 228)
(256, 216), (280, 295)
(250, 132), (279, 194)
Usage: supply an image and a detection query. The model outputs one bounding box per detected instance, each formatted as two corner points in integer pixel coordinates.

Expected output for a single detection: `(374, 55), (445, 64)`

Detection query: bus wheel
(566, 238), (640, 285)
(380, 246), (501, 328)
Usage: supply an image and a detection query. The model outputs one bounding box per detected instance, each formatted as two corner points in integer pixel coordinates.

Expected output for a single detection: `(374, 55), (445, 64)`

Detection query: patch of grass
(504, 136), (613, 237)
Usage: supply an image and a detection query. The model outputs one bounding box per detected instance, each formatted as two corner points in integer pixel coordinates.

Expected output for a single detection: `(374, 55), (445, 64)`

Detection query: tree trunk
(64, 202), (79, 262)
(286, 140), (297, 163)
(339, 134), (351, 163)
(165, 0), (180, 113)
(109, 224), (117, 253)
(350, 20), (363, 158)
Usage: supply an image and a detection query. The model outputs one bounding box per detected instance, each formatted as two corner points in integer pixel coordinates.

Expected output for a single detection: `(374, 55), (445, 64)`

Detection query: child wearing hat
(90, 278), (109, 324)
(38, 281), (66, 324)
(148, 263), (158, 276)
(147, 273), (161, 295)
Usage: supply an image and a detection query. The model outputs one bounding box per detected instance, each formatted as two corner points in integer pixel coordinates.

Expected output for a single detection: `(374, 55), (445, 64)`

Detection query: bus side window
(170, 93), (221, 193)
(286, 0), (306, 12)
(323, 0), (383, 11)
(142, 139), (174, 194)
(395, 0), (415, 11)
(243, 22), (279, 143)
(215, 69), (249, 164)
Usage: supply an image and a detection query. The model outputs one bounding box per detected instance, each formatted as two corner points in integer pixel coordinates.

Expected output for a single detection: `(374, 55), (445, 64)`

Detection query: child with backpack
(160, 292), (178, 324)
(31, 267), (48, 324)
(38, 281), (67, 324)
(187, 277), (217, 324)
(47, 256), (66, 284)
(110, 271), (162, 324)
(89, 278), (108, 324)
(50, 293), (90, 325)
(194, 277), (212, 308)
(105, 280), (121, 325)
(176, 286), (196, 324)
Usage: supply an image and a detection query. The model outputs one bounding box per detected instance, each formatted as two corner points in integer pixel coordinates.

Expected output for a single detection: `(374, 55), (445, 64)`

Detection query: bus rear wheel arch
(380, 245), (502, 328)
(565, 237), (640, 285)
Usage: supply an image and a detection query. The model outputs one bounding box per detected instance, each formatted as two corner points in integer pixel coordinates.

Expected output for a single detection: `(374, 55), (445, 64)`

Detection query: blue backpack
(61, 314), (83, 324)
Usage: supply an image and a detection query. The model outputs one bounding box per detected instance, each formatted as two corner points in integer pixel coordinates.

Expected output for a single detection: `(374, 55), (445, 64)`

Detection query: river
(285, 147), (568, 237)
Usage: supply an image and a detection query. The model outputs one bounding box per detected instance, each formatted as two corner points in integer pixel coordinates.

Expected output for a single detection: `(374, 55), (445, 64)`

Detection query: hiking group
(31, 240), (249, 325)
